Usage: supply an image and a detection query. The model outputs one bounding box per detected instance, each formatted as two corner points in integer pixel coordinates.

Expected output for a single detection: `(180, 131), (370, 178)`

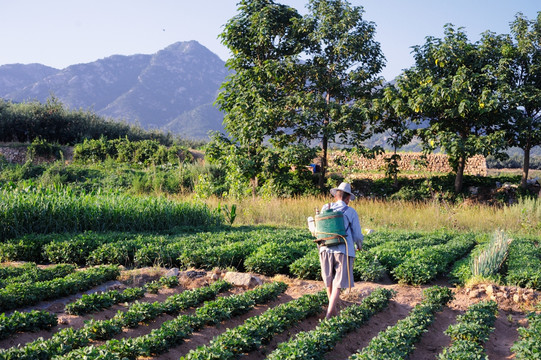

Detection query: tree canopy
(497, 12), (541, 188)
(216, 0), (385, 192)
(396, 25), (508, 193)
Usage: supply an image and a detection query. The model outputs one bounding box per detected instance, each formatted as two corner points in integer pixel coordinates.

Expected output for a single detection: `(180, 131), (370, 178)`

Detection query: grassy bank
(197, 195), (541, 236)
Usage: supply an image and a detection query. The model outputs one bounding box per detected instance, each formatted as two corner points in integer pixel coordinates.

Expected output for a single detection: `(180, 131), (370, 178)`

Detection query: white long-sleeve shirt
(319, 200), (363, 258)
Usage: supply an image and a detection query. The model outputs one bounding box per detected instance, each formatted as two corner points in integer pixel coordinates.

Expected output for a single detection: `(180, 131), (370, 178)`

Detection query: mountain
(0, 41), (229, 139)
(0, 63), (59, 95)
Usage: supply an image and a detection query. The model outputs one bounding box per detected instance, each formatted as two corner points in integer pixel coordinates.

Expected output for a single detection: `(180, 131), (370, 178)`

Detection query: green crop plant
(511, 312), (541, 359)
(448, 235), (490, 286)
(506, 236), (541, 290)
(471, 230), (512, 279)
(56, 281), (287, 360)
(1, 280), (232, 360)
(0, 263), (75, 287)
(183, 291), (328, 359)
(350, 286), (453, 360)
(267, 288), (395, 360)
(0, 265), (119, 312)
(392, 234), (476, 285)
(0, 310), (57, 340)
(289, 249), (321, 280)
(245, 241), (310, 276)
(64, 275), (177, 315)
(0, 186), (223, 241)
(438, 300), (498, 359)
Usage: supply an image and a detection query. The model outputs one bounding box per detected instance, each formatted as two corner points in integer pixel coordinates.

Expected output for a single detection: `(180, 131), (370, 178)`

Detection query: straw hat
(330, 182), (356, 200)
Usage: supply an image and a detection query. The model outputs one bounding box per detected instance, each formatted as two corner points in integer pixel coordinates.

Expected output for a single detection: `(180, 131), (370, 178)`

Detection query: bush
(74, 137), (193, 166)
(26, 137), (63, 161)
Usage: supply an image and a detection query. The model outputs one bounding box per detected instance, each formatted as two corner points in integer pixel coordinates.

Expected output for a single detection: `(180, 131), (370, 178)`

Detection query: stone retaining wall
(0, 146), (28, 164)
(328, 151), (487, 176)
(0, 146), (73, 164)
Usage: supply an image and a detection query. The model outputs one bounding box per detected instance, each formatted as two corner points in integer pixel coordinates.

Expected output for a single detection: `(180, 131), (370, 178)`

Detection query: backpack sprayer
(308, 206), (352, 291)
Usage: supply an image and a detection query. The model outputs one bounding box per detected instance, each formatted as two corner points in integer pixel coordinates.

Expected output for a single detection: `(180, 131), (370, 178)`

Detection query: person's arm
(347, 208), (363, 250)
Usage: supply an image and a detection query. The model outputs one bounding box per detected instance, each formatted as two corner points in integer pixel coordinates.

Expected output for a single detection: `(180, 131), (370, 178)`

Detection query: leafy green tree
(216, 0), (307, 196)
(204, 132), (317, 198)
(498, 12), (541, 189)
(216, 0), (384, 194)
(398, 25), (507, 193)
(296, 0), (385, 188)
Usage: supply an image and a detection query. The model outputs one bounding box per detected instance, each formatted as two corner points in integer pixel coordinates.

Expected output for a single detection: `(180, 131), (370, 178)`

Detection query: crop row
(0, 265), (119, 312)
(0, 280), (232, 360)
(391, 234), (477, 285)
(506, 236), (541, 290)
(0, 187), (223, 241)
(0, 310), (57, 341)
(350, 285), (454, 359)
(64, 275), (178, 315)
(0, 228), (309, 268)
(0, 263), (75, 288)
(266, 287), (395, 360)
(57, 281), (288, 360)
(182, 291), (328, 359)
(438, 300), (498, 359)
(2, 228), (537, 290)
(288, 232), (476, 286)
(511, 311), (541, 359)
(289, 249), (386, 282)
(449, 234), (540, 289)
(368, 232), (455, 270)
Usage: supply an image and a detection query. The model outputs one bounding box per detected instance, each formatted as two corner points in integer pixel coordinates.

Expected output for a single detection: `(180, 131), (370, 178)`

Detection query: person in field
(319, 182), (363, 319)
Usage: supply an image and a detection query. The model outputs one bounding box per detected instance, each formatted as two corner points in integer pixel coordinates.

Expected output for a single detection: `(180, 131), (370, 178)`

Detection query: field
(0, 219), (539, 359)
(1, 154), (540, 359)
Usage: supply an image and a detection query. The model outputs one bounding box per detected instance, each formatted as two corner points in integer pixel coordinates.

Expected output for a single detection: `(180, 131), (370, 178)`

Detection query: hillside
(0, 41), (229, 139)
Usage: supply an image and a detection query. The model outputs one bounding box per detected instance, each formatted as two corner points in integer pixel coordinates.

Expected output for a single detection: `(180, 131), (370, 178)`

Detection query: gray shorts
(319, 251), (354, 289)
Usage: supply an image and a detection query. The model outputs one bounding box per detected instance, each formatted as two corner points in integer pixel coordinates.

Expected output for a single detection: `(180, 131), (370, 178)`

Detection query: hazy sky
(0, 1), (538, 81)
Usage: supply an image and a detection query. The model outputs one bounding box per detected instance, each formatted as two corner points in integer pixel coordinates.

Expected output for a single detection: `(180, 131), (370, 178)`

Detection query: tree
(216, 0), (384, 194)
(295, 0), (385, 188)
(216, 0), (307, 196)
(498, 12), (541, 189)
(397, 25), (507, 193)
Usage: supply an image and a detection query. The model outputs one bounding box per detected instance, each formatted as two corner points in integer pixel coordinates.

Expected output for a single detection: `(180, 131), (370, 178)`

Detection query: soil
(0, 267), (536, 360)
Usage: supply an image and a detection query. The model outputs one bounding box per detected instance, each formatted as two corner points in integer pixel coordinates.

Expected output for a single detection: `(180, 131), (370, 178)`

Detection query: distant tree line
(486, 154), (541, 170)
(0, 97), (179, 146)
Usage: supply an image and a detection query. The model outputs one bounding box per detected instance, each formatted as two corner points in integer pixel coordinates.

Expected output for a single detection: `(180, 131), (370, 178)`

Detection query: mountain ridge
(0, 41), (228, 139)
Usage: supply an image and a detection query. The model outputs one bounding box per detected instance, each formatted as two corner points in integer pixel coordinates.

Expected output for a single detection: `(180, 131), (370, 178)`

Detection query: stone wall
(0, 146), (27, 164)
(328, 151), (487, 176)
(0, 146), (73, 164)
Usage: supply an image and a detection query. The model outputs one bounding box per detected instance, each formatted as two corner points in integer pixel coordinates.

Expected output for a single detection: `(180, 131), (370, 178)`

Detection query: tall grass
(0, 188), (223, 241)
(196, 195), (540, 235)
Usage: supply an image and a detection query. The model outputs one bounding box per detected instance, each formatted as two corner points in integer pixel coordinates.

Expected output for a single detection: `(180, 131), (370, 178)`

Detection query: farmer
(319, 182), (363, 319)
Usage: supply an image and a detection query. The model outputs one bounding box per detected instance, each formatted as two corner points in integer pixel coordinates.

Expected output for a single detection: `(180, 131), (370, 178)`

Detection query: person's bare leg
(326, 286), (341, 319)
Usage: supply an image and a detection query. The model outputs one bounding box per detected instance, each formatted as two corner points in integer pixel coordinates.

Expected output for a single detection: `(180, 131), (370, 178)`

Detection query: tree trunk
(319, 135), (328, 189)
(454, 156), (466, 193)
(251, 176), (258, 198)
(521, 145), (531, 189)
(319, 93), (332, 190)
